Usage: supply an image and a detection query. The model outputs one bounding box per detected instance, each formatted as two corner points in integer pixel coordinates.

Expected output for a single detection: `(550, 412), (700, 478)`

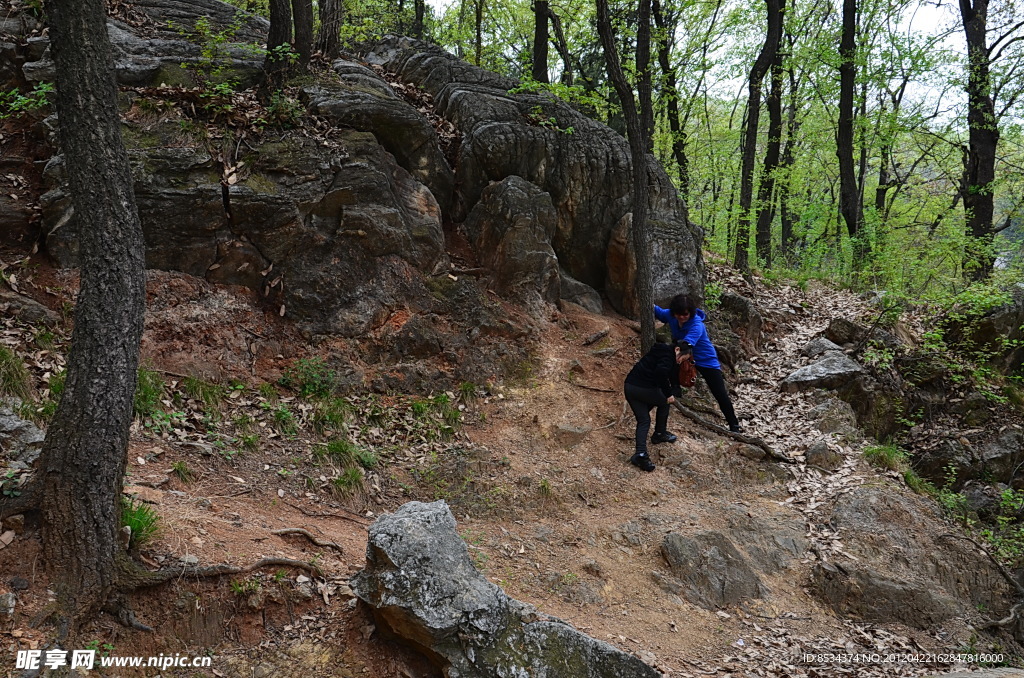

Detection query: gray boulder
(659, 531), (767, 609)
(0, 402), (45, 466)
(802, 337), (843, 358)
(352, 501), (660, 678)
(463, 176), (560, 317)
(780, 353), (865, 392)
(559, 269), (603, 314)
(304, 73), (455, 217)
(21, 0), (268, 88)
(43, 124), (446, 337)
(812, 561), (960, 626)
(816, 486), (1013, 627)
(724, 508), (806, 574)
(807, 397), (858, 435)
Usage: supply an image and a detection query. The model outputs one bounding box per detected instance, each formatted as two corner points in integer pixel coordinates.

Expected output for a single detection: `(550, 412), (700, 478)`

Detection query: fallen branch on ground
(566, 378), (615, 393)
(672, 401), (793, 464)
(272, 528), (344, 554)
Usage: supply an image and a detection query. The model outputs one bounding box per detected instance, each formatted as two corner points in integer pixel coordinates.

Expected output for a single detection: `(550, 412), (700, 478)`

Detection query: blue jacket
(654, 305), (721, 369)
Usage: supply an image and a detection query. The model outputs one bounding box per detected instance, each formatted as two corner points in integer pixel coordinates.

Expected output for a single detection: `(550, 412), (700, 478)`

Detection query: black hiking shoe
(651, 431), (677, 444)
(630, 453), (656, 472)
(729, 424), (744, 434)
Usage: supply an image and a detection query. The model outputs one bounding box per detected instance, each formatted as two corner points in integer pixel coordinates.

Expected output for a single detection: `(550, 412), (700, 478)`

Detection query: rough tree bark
(413, 0), (425, 39)
(291, 0), (314, 69)
(755, 6), (785, 269)
(262, 0), (293, 94)
(475, 0), (485, 66)
(532, 0), (550, 82)
(597, 0), (655, 353)
(836, 0), (865, 265)
(652, 0), (689, 197)
(733, 0), (782, 273)
(959, 0), (999, 280)
(37, 0), (146, 637)
(549, 9), (574, 85)
(316, 0), (342, 60)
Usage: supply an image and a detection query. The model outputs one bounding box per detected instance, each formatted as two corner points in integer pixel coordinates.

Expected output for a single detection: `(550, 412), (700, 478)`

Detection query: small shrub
(257, 381), (278, 401)
(356, 448), (378, 470)
(0, 346), (31, 400)
(331, 467), (363, 497)
(134, 366), (166, 418)
(903, 470), (935, 495)
(279, 357), (337, 398)
(237, 432), (260, 452)
(704, 281), (724, 310)
(863, 443), (909, 472)
(121, 496), (160, 548)
(458, 381), (478, 401)
(0, 81), (53, 120)
(272, 404), (297, 435)
(314, 438), (358, 466)
(311, 397), (350, 432)
(171, 461), (195, 484)
(183, 376), (225, 410)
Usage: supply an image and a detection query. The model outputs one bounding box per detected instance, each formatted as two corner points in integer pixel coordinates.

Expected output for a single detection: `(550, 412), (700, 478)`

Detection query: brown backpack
(678, 356), (697, 388)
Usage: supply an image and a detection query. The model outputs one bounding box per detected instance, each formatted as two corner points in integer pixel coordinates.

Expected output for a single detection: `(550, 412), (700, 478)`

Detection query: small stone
(180, 555), (199, 566)
(0, 592), (16, 620)
(10, 577), (29, 591)
(2, 514), (24, 534)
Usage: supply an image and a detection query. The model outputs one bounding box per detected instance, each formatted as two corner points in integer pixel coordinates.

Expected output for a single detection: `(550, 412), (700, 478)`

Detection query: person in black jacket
(623, 340), (686, 472)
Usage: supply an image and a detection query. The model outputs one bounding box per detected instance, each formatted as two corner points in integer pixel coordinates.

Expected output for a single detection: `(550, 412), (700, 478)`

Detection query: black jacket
(624, 342), (678, 398)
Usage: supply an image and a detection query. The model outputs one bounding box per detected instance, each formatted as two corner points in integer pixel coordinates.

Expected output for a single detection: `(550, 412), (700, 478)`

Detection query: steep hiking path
(467, 269), (992, 678)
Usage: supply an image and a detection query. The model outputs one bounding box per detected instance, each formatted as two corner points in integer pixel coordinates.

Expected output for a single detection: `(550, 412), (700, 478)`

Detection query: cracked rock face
(352, 501), (660, 678)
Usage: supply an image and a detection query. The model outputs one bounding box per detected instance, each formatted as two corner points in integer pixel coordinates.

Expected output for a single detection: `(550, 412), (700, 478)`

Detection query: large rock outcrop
(352, 501), (660, 678)
(363, 36), (705, 315)
(42, 124), (447, 337)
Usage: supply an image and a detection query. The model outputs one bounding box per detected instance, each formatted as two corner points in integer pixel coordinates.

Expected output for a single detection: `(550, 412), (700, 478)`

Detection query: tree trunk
(475, 0), (484, 66)
(754, 7), (785, 269)
(837, 0), (865, 265)
(597, 0), (655, 353)
(959, 0), (998, 280)
(532, 0), (550, 82)
(549, 9), (574, 85)
(316, 0), (342, 60)
(263, 0), (293, 93)
(413, 0), (425, 39)
(653, 0), (689, 197)
(733, 0), (782, 273)
(41, 0), (146, 636)
(291, 0), (313, 69)
(778, 59), (801, 264)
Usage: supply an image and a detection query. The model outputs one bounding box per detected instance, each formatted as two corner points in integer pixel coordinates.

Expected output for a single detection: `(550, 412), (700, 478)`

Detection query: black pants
(697, 365), (739, 428)
(624, 383), (669, 456)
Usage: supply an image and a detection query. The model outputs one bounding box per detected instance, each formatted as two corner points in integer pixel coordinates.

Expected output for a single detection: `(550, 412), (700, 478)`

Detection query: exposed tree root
(117, 556), (323, 590)
(566, 378), (615, 393)
(271, 528), (344, 554)
(672, 401), (794, 463)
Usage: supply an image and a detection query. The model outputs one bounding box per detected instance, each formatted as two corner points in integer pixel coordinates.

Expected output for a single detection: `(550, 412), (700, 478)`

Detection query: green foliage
(1, 470), (23, 498)
(0, 82), (53, 120)
(703, 281), (724, 311)
(862, 342), (895, 370)
(183, 376), (225, 410)
(863, 443), (909, 472)
(979, 488), (1024, 568)
(314, 438), (359, 466)
(173, 16), (247, 84)
(311, 397), (351, 433)
(134, 366), (166, 418)
(262, 90), (303, 128)
(271, 404), (297, 435)
(355, 448), (379, 470)
(524, 105), (574, 134)
(121, 496), (160, 548)
(0, 346), (31, 400)
(230, 576), (261, 595)
(171, 460), (195, 484)
(279, 357), (337, 398)
(331, 467), (364, 497)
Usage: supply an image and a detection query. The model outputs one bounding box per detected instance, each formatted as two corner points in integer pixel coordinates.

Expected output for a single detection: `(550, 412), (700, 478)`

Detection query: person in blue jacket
(623, 340), (687, 472)
(654, 293), (742, 433)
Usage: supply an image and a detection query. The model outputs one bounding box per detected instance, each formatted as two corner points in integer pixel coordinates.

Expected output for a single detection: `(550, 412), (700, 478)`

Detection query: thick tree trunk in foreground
(597, 0), (655, 353)
(41, 0), (146, 636)
(263, 0), (293, 93)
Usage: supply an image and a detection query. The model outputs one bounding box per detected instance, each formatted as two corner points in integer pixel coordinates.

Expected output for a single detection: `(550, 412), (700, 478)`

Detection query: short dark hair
(669, 294), (696, 317)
